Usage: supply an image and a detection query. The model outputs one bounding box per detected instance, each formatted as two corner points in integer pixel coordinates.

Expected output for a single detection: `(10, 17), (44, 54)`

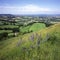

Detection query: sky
(0, 0), (60, 14)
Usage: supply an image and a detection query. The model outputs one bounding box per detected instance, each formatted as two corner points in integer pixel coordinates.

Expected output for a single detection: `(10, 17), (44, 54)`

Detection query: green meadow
(20, 23), (46, 33)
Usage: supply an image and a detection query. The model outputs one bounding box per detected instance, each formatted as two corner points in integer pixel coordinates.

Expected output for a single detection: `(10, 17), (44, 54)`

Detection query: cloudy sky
(0, 0), (60, 14)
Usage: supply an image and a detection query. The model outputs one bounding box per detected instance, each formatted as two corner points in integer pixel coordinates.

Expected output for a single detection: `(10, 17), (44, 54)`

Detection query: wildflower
(16, 38), (22, 47)
(29, 34), (34, 41)
(45, 33), (50, 41)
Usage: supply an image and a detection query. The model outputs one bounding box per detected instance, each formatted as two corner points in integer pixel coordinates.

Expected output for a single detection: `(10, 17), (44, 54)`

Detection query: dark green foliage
(0, 32), (8, 40)
(12, 28), (19, 33)
(47, 34), (57, 44)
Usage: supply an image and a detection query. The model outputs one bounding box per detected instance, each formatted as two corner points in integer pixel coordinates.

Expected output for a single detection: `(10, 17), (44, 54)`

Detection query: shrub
(0, 32), (8, 40)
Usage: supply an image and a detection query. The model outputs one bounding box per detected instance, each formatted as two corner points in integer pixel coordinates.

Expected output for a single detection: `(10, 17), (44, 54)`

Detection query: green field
(20, 23), (46, 33)
(0, 23), (60, 60)
(29, 23), (46, 31)
(0, 25), (19, 29)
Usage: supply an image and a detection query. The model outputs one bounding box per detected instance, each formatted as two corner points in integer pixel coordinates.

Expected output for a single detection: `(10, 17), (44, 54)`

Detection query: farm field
(20, 23), (46, 33)
(0, 14), (60, 60)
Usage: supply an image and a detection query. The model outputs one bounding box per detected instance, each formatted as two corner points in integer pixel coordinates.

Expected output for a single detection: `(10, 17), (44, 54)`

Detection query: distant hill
(0, 14), (15, 18)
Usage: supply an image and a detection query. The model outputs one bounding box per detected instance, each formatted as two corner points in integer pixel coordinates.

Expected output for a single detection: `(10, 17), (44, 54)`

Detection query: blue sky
(0, 0), (60, 14)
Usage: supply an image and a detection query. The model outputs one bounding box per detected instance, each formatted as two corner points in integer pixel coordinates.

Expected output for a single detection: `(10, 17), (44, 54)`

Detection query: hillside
(0, 23), (60, 60)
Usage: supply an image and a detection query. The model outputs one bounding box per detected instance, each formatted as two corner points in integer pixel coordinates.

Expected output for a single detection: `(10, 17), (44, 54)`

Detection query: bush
(12, 28), (19, 33)
(0, 32), (8, 40)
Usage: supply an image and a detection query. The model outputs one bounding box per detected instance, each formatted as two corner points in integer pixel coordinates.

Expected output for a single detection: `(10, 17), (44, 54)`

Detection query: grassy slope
(0, 23), (60, 60)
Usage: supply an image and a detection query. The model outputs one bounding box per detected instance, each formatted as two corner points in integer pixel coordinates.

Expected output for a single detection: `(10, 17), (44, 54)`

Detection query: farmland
(20, 23), (46, 33)
(0, 14), (60, 60)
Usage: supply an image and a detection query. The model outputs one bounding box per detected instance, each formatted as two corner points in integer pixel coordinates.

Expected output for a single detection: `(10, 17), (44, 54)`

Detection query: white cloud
(21, 5), (51, 12)
(0, 4), (60, 14)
